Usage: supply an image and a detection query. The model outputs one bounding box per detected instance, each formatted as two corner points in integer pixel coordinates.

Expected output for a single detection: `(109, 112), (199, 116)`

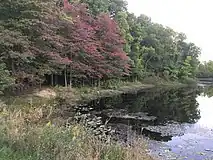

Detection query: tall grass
(0, 103), (153, 160)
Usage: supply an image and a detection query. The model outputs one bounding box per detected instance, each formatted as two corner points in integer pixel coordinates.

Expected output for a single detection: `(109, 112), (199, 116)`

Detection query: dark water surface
(88, 86), (213, 160)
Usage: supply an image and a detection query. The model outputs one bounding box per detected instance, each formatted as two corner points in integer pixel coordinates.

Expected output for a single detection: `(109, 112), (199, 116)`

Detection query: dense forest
(0, 0), (201, 93)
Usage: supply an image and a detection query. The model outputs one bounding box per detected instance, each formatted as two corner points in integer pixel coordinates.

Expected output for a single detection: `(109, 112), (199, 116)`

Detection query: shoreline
(54, 80), (187, 105)
(0, 81), (196, 160)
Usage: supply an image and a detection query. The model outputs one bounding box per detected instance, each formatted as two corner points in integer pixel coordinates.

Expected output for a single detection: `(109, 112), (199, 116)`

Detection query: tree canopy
(0, 0), (201, 92)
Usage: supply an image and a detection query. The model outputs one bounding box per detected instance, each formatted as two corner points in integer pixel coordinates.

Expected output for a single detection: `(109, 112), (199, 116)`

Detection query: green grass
(0, 77), (193, 160)
(55, 77), (187, 105)
(0, 147), (37, 160)
(55, 81), (154, 105)
(0, 102), (153, 160)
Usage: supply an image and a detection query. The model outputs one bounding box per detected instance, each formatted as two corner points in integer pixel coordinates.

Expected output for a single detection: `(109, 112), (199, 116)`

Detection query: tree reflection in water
(203, 86), (213, 97)
(95, 87), (202, 125)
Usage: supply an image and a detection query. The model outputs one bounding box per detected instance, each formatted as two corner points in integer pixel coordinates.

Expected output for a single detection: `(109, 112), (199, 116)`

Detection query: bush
(0, 62), (14, 92)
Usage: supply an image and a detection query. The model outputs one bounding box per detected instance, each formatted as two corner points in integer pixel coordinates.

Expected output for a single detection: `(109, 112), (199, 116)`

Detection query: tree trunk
(55, 75), (58, 86)
(98, 79), (101, 88)
(82, 79), (84, 87)
(51, 74), (54, 86)
(145, 55), (154, 74)
(64, 67), (67, 87)
(69, 66), (72, 88)
(92, 78), (94, 87)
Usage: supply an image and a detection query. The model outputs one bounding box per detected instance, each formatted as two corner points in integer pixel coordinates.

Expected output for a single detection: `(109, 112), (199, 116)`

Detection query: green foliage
(101, 79), (123, 89)
(115, 11), (133, 53)
(123, 12), (200, 80)
(79, 0), (127, 16)
(203, 86), (213, 97)
(79, 0), (109, 15)
(141, 76), (166, 85)
(179, 56), (193, 78)
(180, 77), (197, 86)
(0, 62), (14, 91)
(0, 0), (201, 92)
(197, 61), (213, 77)
(100, 145), (125, 160)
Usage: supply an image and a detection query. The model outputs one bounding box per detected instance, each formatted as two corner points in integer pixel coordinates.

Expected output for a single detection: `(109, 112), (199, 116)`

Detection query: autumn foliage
(63, 1), (129, 78)
(0, 0), (200, 93)
(0, 0), (129, 90)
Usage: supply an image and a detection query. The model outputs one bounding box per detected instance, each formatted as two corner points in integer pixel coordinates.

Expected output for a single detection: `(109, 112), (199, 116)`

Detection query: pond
(83, 86), (213, 160)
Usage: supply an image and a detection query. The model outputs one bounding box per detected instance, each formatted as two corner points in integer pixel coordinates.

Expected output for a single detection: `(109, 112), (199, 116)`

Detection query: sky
(127, 0), (213, 62)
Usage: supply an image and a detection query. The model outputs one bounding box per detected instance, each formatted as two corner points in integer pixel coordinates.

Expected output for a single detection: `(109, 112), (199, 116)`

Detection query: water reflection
(130, 88), (201, 124)
(195, 95), (213, 128)
(203, 86), (213, 97)
(89, 86), (213, 159)
(93, 87), (201, 126)
(165, 87), (213, 159)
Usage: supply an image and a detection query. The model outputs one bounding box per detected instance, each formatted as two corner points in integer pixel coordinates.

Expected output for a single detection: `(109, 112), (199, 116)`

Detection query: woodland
(0, 1), (208, 160)
(0, 0), (201, 93)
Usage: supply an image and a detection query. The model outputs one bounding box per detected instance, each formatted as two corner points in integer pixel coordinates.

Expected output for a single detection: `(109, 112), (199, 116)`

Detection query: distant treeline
(197, 61), (213, 78)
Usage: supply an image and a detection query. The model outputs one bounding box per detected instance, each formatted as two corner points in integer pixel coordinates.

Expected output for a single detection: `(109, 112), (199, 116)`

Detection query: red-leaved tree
(62, 1), (129, 81)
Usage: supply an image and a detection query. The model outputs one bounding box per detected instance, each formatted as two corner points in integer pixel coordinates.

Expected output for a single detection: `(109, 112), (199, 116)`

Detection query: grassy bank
(54, 78), (187, 105)
(54, 81), (153, 105)
(0, 79), (191, 160)
(0, 103), (153, 160)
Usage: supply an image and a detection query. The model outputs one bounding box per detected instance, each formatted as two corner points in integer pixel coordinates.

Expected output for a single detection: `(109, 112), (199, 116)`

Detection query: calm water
(88, 86), (213, 159)
(165, 90), (213, 160)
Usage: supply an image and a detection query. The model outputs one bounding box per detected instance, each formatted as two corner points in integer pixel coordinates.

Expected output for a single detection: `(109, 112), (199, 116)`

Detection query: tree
(0, 0), (71, 86)
(197, 61), (213, 78)
(75, 0), (200, 81)
(79, 0), (127, 17)
(114, 11), (133, 54)
(0, 0), (202, 92)
(179, 56), (193, 78)
(79, 0), (109, 16)
(108, 0), (127, 17)
(63, 2), (130, 80)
